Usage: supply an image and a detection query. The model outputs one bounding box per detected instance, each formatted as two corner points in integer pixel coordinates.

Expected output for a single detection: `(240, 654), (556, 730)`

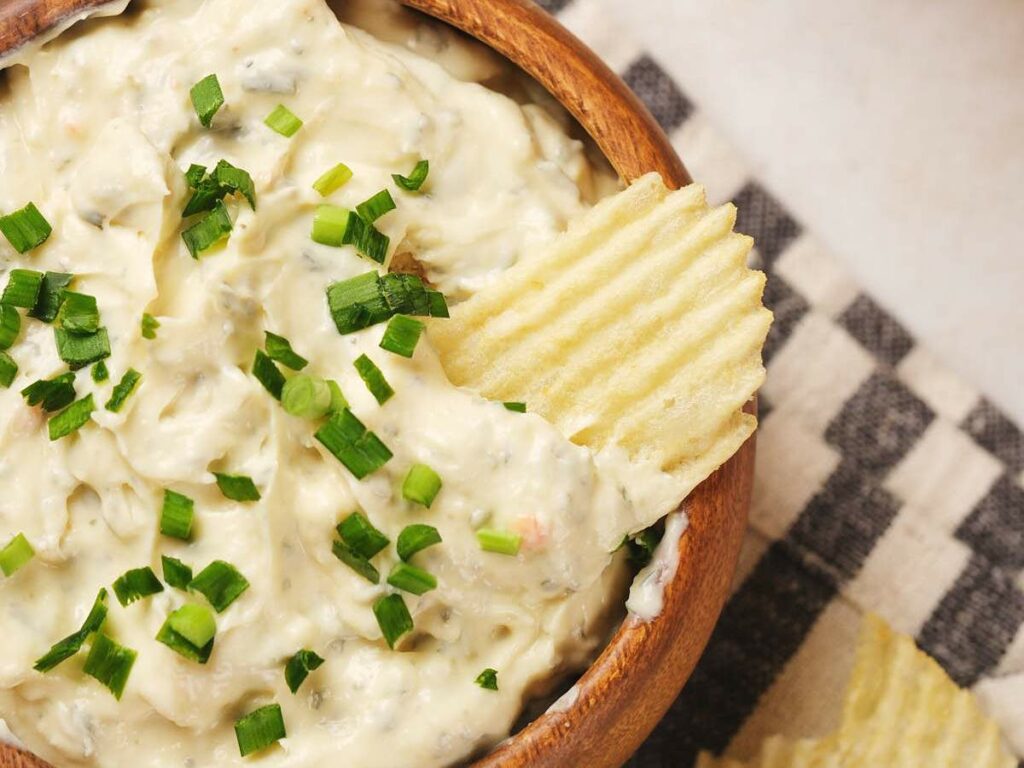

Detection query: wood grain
(0, 1), (753, 767)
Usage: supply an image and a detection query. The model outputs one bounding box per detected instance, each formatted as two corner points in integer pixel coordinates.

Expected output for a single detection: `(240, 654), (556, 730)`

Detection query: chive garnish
(311, 204), (351, 247)
(393, 160), (429, 192)
(185, 163), (207, 188)
(141, 313), (159, 340)
(83, 632), (137, 700)
(0, 533), (34, 577)
(503, 402), (527, 413)
(252, 349), (285, 400)
(427, 289), (449, 318)
(0, 304), (20, 350)
(475, 668), (499, 691)
(0, 352), (15, 388)
(2, 269), (44, 308)
(29, 272), (73, 323)
(48, 394), (94, 441)
(282, 374), (333, 419)
(213, 159), (257, 210)
(57, 291), (100, 335)
(312, 163), (353, 197)
(331, 540), (380, 584)
(325, 271), (448, 335)
(112, 566), (164, 607)
(91, 360), (109, 383)
(160, 490), (194, 540)
(264, 331), (308, 371)
(327, 380), (348, 414)
(214, 473), (261, 502)
(182, 200), (232, 258)
(379, 315), (424, 358)
(22, 372), (75, 412)
(337, 511), (389, 559)
(342, 210), (390, 263)
(396, 524), (442, 562)
(353, 354), (393, 405)
(315, 408), (393, 479)
(156, 604), (216, 663)
(476, 528), (522, 556)
(0, 203), (51, 253)
(356, 189), (396, 223)
(235, 704), (287, 757)
(190, 74), (224, 128)
(264, 104), (303, 137)
(402, 464), (442, 508)
(105, 368), (142, 412)
(189, 560), (250, 613)
(387, 563), (437, 596)
(161, 555), (193, 590)
(285, 649), (325, 694)
(34, 589), (109, 672)
(373, 594), (414, 650)
(55, 327), (110, 369)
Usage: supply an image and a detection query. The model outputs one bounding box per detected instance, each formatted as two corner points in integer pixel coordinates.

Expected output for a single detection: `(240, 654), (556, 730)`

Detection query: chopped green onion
(331, 539), (380, 583)
(264, 331), (307, 371)
(327, 380), (348, 414)
(105, 368), (142, 413)
(0, 533), (34, 577)
(252, 349), (285, 400)
(380, 272), (430, 316)
(373, 594), (413, 650)
(0, 352), (17, 388)
(22, 372), (76, 412)
(626, 527), (663, 569)
(396, 524), (442, 562)
(182, 201), (232, 259)
(282, 374), (332, 419)
(475, 668), (499, 691)
(48, 394), (94, 441)
(141, 313), (159, 340)
(54, 327), (110, 369)
(392, 160), (429, 192)
(189, 560), (250, 613)
(161, 555), (193, 590)
(112, 566), (164, 607)
(57, 291), (100, 335)
(402, 464), (442, 508)
(156, 606), (215, 663)
(311, 204), (352, 247)
(312, 163), (353, 196)
(379, 315), (424, 358)
(284, 649), (325, 694)
(185, 163), (207, 188)
(190, 74), (224, 128)
(182, 174), (225, 217)
(315, 408), (393, 479)
(235, 704), (286, 757)
(353, 354), (393, 405)
(83, 632), (136, 700)
(337, 511), (389, 559)
(356, 189), (396, 223)
(503, 401), (527, 413)
(28, 272), (73, 323)
(427, 289), (449, 318)
(1, 269), (44, 308)
(0, 203), (52, 253)
(0, 304), (20, 350)
(160, 490), (194, 540)
(342, 210), (390, 263)
(213, 159), (257, 210)
(387, 563), (437, 595)
(34, 588), (109, 672)
(91, 360), (109, 383)
(325, 271), (448, 335)
(264, 104), (303, 137)
(168, 603), (216, 648)
(214, 473), (261, 502)
(476, 528), (522, 556)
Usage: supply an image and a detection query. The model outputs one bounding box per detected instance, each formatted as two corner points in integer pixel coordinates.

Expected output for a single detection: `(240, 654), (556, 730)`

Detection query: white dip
(0, 0), (685, 765)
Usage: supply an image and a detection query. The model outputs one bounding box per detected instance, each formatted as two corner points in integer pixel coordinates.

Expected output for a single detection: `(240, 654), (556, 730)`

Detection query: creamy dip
(0, 0), (685, 765)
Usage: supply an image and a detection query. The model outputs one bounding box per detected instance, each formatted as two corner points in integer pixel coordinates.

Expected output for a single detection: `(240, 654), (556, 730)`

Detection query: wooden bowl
(0, 1), (754, 766)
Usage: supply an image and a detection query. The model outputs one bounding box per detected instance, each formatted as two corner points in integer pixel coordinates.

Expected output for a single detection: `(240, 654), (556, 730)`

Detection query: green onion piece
(235, 704), (286, 757)
(353, 354), (393, 405)
(156, 608), (215, 664)
(337, 511), (389, 559)
(54, 327), (110, 369)
(185, 163), (207, 188)
(91, 360), (109, 383)
(22, 372), (76, 412)
(402, 464), (442, 508)
(57, 291), (100, 335)
(83, 632), (136, 700)
(28, 272), (73, 323)
(182, 200), (232, 259)
(34, 588), (109, 672)
(48, 393), (94, 441)
(0, 352), (17, 388)
(189, 560), (250, 613)
(105, 368), (142, 413)
(331, 540), (380, 584)
(264, 104), (303, 137)
(326, 271), (390, 335)
(503, 401), (527, 413)
(282, 374), (332, 419)
(626, 527), (664, 569)
(213, 159), (257, 210)
(141, 313), (159, 340)
(396, 524), (442, 562)
(112, 566), (164, 607)
(379, 315), (424, 358)
(315, 408), (393, 479)
(355, 189), (396, 223)
(327, 379), (348, 414)
(161, 555), (193, 590)
(252, 349), (285, 400)
(475, 668), (499, 691)
(182, 175), (225, 217)
(392, 159), (430, 192)
(0, 533), (34, 577)
(1, 269), (44, 308)
(284, 649), (325, 694)
(373, 594), (413, 650)
(168, 603), (216, 648)
(386, 563), (437, 596)
(264, 331), (308, 371)
(160, 490), (194, 540)
(476, 528), (522, 556)
(342, 210), (390, 263)
(190, 74), (224, 128)
(214, 473), (261, 502)
(427, 289), (449, 318)
(0, 304), (20, 350)
(0, 203), (52, 253)
(312, 163), (353, 196)
(311, 204), (351, 247)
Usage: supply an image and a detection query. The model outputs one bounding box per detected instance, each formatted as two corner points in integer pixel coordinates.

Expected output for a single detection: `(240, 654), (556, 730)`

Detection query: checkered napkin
(534, 0), (1024, 764)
